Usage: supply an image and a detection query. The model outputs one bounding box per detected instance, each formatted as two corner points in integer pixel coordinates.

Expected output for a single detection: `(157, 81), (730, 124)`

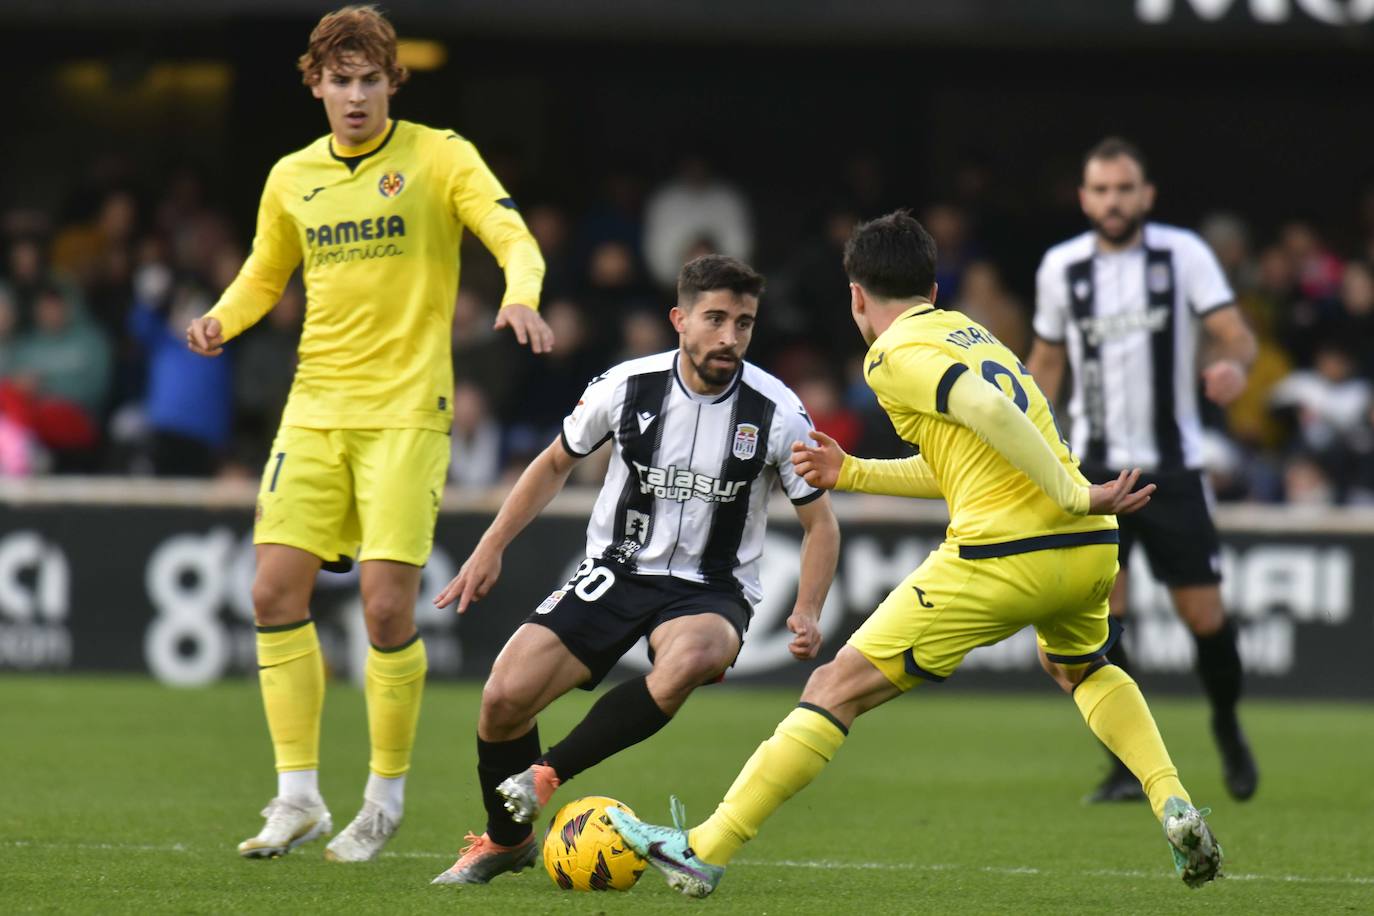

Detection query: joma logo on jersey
(1076, 306), (1170, 346)
(631, 461), (748, 503)
(378, 171), (405, 198)
(305, 216), (406, 248)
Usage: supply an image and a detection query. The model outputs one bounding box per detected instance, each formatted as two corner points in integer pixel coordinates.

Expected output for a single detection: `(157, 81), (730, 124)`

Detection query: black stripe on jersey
(604, 370), (673, 571)
(699, 383), (775, 588)
(1067, 256), (1107, 466)
(957, 528), (1119, 559)
(934, 363), (968, 414)
(1145, 247), (1183, 468)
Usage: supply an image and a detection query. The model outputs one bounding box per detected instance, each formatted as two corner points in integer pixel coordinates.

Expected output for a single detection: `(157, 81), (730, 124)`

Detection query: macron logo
(637, 411), (656, 434)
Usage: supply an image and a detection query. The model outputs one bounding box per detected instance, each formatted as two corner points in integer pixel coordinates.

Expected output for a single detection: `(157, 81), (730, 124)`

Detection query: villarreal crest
(378, 171), (405, 198)
(732, 423), (759, 460)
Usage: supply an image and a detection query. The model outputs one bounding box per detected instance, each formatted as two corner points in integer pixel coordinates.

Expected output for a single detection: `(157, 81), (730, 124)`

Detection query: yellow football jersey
(206, 119), (544, 432)
(862, 304), (1115, 549)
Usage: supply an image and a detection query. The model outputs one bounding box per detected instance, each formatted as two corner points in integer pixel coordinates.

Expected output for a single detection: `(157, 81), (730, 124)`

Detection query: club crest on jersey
(732, 423), (759, 460)
(1148, 262), (1172, 294)
(378, 171), (405, 198)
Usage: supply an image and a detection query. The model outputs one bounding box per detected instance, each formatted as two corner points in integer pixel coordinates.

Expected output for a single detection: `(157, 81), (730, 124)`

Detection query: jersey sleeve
(445, 135), (546, 309)
(867, 342), (969, 419)
(1032, 252), (1069, 343)
(770, 389), (823, 505)
(837, 453), (942, 499)
(561, 372), (617, 457)
(1180, 232), (1235, 316)
(205, 165), (301, 342)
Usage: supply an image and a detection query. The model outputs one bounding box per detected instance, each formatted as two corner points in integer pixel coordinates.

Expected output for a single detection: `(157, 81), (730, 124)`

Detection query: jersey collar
(898, 302), (938, 321)
(330, 119), (397, 171)
(673, 350), (743, 404)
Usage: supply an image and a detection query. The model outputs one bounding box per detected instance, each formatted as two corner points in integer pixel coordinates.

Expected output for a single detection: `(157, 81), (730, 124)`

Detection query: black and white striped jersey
(1033, 222), (1234, 472)
(560, 349), (822, 605)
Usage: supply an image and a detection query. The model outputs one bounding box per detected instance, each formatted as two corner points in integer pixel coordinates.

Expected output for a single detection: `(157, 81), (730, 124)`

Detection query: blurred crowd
(4, 154), (1374, 507)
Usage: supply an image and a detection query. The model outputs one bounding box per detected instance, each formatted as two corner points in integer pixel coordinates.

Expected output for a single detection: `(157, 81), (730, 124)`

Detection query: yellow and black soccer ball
(542, 795), (647, 891)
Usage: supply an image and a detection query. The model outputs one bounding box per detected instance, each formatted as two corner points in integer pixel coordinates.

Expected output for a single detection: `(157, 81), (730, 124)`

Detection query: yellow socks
(256, 620), (325, 774)
(1074, 664), (1189, 820)
(689, 704), (847, 866)
(364, 636), (428, 779)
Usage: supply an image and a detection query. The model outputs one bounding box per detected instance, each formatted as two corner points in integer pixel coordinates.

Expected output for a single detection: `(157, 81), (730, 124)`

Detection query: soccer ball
(542, 795), (647, 891)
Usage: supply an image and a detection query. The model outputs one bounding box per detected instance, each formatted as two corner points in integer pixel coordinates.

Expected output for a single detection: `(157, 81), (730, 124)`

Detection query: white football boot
(325, 801), (400, 862)
(237, 796), (333, 858)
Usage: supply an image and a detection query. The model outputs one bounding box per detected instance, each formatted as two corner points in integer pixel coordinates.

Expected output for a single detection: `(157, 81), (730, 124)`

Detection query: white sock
(278, 769), (320, 801)
(365, 772), (406, 820)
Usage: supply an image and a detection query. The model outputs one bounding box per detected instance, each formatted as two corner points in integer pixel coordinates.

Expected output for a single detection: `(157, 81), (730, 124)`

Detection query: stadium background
(2, 5), (1373, 913)
(1, 1), (1372, 695)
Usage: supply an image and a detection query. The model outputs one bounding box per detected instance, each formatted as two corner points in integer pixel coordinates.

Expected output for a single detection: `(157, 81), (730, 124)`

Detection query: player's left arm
(1200, 305), (1257, 407)
(447, 135), (552, 353)
(774, 393), (839, 659)
(788, 493), (839, 660)
(941, 367), (1156, 516)
(1185, 232), (1256, 406)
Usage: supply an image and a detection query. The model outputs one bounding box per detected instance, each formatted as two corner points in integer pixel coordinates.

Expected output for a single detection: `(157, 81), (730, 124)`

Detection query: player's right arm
(434, 436), (581, 614)
(1025, 251), (1070, 402)
(190, 166), (301, 356)
(435, 371), (616, 613)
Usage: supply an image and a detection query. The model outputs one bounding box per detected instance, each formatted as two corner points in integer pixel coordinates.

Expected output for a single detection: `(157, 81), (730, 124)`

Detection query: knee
(1183, 606), (1225, 636)
(251, 575), (305, 625)
(801, 661), (844, 706)
(1042, 663), (1078, 694)
(480, 679), (533, 733)
(657, 642), (731, 692)
(363, 586), (415, 644)
(1037, 648), (1075, 694)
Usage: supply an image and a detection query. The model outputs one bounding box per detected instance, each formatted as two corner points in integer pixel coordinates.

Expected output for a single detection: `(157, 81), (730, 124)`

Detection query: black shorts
(525, 558), (752, 689)
(1081, 466), (1222, 587)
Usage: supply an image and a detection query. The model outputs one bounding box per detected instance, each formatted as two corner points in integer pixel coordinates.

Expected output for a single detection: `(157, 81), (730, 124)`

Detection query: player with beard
(430, 255), (840, 886)
(1025, 137), (1259, 804)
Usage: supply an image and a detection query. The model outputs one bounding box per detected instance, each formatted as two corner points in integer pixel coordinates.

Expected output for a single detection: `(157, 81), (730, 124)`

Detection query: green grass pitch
(2, 675), (1371, 914)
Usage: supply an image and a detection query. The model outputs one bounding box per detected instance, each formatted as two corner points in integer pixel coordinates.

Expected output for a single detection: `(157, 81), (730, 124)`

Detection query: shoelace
(669, 795), (688, 832)
(260, 798), (306, 823)
(349, 806), (391, 840)
(456, 832), (487, 861)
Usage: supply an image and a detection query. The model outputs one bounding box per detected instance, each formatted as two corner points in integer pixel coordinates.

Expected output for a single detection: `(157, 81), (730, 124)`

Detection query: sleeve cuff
(790, 488), (825, 506)
(1195, 300), (1236, 317)
(1032, 328), (1066, 345)
(560, 429), (592, 458)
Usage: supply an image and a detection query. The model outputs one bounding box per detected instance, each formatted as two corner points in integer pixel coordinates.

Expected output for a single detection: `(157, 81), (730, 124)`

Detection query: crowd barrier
(1, 479), (1369, 697)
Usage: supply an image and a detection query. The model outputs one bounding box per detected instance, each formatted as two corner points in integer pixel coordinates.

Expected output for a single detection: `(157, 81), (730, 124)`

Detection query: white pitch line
(2, 840), (190, 854)
(5, 840), (1372, 888)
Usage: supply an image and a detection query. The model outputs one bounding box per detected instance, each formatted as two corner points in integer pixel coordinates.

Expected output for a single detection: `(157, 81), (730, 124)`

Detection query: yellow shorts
(254, 426), (450, 569)
(848, 540), (1119, 691)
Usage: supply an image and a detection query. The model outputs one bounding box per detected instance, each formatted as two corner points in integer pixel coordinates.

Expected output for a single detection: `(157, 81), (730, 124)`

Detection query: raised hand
(1088, 468), (1156, 516)
(790, 429), (847, 490)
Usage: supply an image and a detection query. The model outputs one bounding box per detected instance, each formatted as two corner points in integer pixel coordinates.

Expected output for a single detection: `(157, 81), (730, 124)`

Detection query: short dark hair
(1083, 136), (1149, 181)
(676, 254), (765, 305)
(842, 210), (938, 300)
